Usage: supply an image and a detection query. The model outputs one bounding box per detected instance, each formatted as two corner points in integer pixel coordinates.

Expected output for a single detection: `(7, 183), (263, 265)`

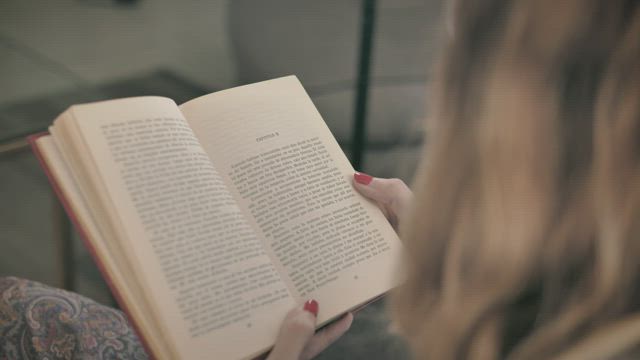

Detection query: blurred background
(0, 0), (444, 358)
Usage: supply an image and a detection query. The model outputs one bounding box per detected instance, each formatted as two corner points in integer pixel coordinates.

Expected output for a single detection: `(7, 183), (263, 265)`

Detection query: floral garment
(0, 277), (147, 359)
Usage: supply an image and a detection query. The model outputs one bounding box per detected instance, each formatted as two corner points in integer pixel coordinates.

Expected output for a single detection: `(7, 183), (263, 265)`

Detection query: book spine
(27, 133), (158, 360)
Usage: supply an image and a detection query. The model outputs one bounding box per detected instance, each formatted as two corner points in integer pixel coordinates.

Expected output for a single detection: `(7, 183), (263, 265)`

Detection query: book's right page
(181, 76), (403, 325)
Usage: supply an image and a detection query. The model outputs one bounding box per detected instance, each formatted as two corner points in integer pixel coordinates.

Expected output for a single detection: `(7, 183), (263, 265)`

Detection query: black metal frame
(351, 0), (377, 170)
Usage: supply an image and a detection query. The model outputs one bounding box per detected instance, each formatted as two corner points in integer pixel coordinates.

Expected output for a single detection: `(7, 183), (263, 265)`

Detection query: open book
(29, 76), (402, 360)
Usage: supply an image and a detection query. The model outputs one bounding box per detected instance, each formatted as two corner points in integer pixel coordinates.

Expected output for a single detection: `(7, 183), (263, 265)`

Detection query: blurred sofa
(228, 0), (445, 180)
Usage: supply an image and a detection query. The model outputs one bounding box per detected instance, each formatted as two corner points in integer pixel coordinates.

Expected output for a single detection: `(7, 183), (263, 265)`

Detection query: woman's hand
(353, 172), (413, 231)
(266, 300), (353, 360)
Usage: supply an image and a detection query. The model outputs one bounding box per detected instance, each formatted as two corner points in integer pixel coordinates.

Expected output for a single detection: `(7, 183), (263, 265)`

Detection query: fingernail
(354, 172), (373, 185)
(303, 299), (319, 317)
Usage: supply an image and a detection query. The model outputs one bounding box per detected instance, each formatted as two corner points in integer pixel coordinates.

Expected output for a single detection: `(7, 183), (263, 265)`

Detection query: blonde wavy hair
(393, 0), (640, 358)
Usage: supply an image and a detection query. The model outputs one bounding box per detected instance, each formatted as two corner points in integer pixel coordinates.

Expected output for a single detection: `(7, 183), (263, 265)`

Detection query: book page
(181, 76), (402, 325)
(35, 135), (169, 357)
(58, 97), (295, 359)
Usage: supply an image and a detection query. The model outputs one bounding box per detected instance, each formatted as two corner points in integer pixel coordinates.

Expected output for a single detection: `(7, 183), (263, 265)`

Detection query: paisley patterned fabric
(0, 277), (148, 359)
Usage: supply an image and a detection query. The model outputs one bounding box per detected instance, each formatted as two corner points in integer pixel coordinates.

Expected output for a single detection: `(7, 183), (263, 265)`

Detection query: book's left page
(50, 97), (295, 360)
(33, 134), (169, 357)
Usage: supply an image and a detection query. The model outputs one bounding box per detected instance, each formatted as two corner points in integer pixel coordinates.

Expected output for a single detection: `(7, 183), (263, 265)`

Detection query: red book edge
(27, 132), (158, 360)
(28, 132), (388, 359)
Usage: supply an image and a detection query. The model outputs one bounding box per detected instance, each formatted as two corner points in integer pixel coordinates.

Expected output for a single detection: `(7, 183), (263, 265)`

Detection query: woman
(273, 0), (640, 358)
(3, 0), (638, 358)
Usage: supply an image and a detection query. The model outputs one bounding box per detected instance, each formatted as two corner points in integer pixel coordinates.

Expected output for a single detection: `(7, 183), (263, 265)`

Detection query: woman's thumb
(352, 172), (413, 231)
(353, 172), (395, 204)
(268, 300), (318, 360)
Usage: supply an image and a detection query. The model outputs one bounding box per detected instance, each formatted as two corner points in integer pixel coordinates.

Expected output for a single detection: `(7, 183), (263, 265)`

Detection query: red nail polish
(354, 172), (373, 185)
(303, 299), (319, 317)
